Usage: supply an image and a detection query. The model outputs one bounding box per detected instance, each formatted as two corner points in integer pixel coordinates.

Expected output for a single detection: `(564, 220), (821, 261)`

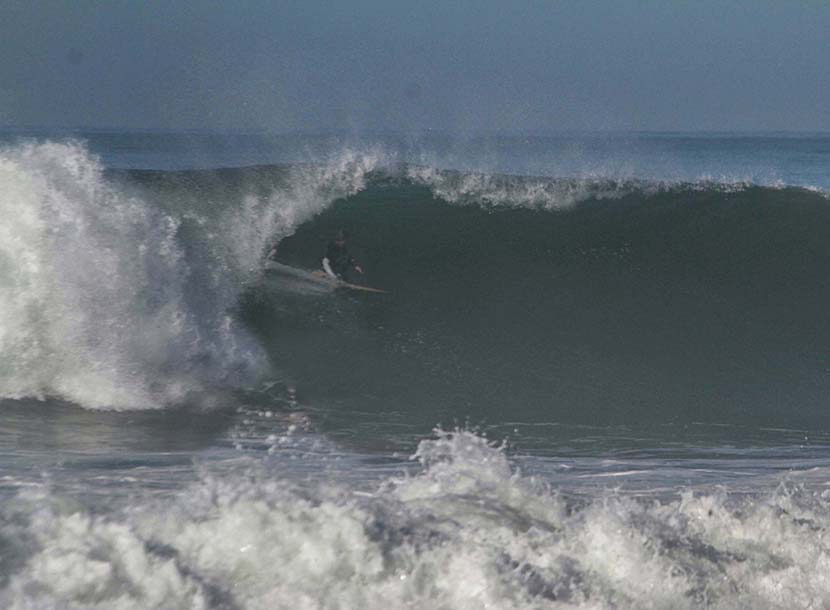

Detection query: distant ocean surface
(2, 130), (830, 609)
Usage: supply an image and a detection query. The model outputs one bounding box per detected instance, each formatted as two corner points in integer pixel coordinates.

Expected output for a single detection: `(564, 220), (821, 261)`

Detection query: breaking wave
(3, 138), (830, 425)
(0, 141), (383, 409)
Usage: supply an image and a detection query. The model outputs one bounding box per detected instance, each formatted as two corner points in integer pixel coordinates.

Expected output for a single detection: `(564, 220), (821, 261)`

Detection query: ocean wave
(4, 139), (829, 418)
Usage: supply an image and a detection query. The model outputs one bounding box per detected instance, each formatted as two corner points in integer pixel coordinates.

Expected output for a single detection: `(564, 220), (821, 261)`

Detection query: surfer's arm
(322, 257), (337, 278)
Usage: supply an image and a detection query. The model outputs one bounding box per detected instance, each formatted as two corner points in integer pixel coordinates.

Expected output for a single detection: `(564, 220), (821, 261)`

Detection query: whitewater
(2, 131), (830, 609)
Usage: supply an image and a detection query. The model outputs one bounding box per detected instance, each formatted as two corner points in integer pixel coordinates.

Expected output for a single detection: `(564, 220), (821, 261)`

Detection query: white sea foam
(3, 431), (830, 609)
(0, 140), (216, 408)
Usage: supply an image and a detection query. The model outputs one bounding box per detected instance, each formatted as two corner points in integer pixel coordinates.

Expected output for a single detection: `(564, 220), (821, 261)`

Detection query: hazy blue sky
(2, 0), (828, 132)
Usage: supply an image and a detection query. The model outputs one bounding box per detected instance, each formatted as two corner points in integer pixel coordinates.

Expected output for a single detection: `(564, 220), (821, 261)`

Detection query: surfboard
(308, 270), (387, 293)
(265, 261), (387, 294)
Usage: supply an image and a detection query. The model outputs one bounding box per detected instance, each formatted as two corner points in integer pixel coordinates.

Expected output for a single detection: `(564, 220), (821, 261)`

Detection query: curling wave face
(257, 172), (830, 433)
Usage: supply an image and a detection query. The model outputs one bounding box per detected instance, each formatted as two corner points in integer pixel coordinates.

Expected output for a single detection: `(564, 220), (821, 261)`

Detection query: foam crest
(403, 165), (769, 211)
(406, 165), (644, 210)
(0, 141), (263, 409)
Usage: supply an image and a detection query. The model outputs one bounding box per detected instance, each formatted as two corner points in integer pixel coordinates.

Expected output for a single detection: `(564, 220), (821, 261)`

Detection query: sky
(1, 0), (829, 133)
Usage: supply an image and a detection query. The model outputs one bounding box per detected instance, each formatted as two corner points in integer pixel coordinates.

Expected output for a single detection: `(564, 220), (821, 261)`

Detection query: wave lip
(401, 163), (825, 211)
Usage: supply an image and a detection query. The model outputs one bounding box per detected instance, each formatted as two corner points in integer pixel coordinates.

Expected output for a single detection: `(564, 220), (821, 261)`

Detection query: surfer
(322, 229), (363, 281)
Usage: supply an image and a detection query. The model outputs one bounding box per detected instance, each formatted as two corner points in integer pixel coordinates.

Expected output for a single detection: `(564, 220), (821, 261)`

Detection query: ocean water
(2, 130), (830, 608)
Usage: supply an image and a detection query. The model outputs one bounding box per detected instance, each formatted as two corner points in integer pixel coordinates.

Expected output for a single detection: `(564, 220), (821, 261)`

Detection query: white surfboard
(265, 261), (387, 294)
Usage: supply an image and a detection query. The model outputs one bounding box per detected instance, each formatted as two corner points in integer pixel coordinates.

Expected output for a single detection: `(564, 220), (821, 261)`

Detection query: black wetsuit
(324, 241), (355, 280)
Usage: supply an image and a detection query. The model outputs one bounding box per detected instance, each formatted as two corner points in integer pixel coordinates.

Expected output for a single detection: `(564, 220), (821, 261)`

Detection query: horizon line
(3, 125), (830, 138)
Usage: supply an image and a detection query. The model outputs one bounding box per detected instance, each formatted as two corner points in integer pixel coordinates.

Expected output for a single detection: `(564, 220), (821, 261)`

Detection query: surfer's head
(335, 229), (349, 245)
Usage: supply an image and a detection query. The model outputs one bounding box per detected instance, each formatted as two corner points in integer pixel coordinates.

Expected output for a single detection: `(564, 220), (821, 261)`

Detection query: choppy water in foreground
(2, 130), (830, 608)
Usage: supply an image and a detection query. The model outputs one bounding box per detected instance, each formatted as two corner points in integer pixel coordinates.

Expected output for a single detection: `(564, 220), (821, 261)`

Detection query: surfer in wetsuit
(322, 229), (363, 281)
